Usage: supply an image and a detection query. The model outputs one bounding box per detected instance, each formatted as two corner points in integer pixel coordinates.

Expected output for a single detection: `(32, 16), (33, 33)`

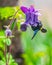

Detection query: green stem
(4, 40), (12, 65)
(10, 9), (20, 26)
(7, 45), (12, 64)
(4, 43), (8, 65)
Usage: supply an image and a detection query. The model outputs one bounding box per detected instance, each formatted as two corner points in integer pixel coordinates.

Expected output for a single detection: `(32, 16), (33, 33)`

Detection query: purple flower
(5, 28), (12, 37)
(20, 6), (47, 39)
(20, 5), (41, 31)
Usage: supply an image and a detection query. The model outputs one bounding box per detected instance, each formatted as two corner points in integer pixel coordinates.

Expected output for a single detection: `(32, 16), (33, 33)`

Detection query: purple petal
(20, 6), (29, 14)
(25, 12), (31, 24)
(20, 23), (27, 31)
(29, 5), (35, 12)
(35, 12), (41, 16)
(35, 11), (41, 16)
(5, 28), (12, 36)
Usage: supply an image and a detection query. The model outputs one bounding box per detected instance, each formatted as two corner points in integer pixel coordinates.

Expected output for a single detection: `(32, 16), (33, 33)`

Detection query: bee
(31, 21), (47, 39)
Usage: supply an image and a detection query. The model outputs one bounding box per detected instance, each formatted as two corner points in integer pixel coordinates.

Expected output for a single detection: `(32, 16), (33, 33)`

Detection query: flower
(20, 5), (41, 31)
(5, 26), (12, 37)
(20, 5), (47, 39)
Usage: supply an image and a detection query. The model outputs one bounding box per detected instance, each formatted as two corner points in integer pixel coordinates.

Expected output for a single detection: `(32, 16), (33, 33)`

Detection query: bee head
(41, 28), (47, 33)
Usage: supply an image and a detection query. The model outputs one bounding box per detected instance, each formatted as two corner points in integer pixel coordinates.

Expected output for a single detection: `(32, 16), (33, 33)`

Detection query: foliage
(0, 6), (25, 19)
(0, 54), (18, 65)
(0, 7), (22, 65)
(0, 7), (14, 19)
(0, 30), (18, 65)
(0, 6), (25, 30)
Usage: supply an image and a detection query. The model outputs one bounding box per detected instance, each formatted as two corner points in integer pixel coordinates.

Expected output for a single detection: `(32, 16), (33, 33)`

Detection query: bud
(5, 28), (12, 37)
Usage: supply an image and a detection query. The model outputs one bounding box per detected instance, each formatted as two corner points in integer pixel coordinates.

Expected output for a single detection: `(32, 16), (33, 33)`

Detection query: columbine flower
(20, 5), (41, 31)
(5, 28), (12, 37)
(20, 5), (47, 39)
(5, 25), (12, 37)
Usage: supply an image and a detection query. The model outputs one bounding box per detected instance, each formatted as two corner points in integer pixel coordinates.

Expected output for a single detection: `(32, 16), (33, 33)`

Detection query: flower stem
(4, 43), (8, 65)
(7, 45), (12, 64)
(4, 40), (12, 65)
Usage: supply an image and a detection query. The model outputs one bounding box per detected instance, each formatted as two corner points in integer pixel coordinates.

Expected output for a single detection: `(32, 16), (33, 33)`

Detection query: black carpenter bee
(31, 21), (47, 39)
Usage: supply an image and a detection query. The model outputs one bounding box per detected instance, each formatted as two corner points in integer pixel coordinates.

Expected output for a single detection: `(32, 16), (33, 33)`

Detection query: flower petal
(5, 29), (12, 37)
(20, 6), (29, 14)
(35, 11), (41, 16)
(29, 5), (35, 12)
(20, 23), (27, 31)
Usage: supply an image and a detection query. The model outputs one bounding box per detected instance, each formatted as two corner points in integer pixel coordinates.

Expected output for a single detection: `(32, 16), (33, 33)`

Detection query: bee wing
(31, 29), (39, 40)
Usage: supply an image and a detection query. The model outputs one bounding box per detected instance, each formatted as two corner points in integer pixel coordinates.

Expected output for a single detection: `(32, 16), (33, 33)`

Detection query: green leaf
(5, 38), (11, 46)
(0, 51), (4, 59)
(0, 7), (15, 19)
(10, 20), (16, 30)
(7, 54), (18, 65)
